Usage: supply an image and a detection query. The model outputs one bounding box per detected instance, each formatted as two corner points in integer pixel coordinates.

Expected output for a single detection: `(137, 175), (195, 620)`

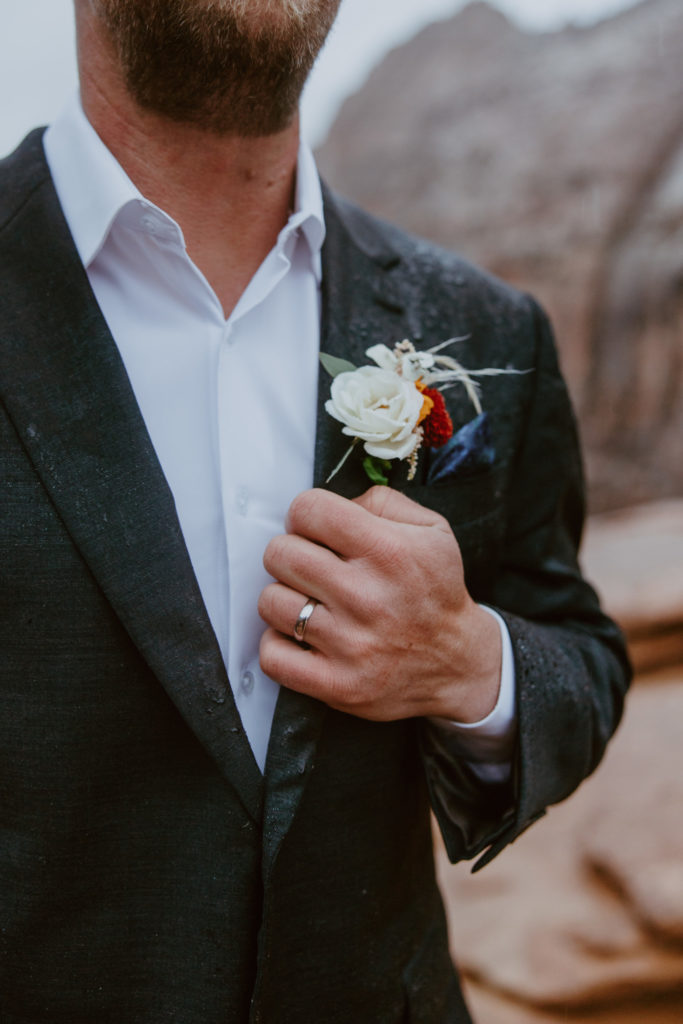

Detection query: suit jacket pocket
(401, 467), (507, 599)
(401, 921), (473, 1024)
(403, 462), (504, 525)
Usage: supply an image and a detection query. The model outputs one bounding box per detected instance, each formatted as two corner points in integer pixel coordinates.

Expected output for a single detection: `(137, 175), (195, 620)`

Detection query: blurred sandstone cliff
(317, 0), (683, 514)
(317, 2), (683, 1020)
(439, 502), (683, 1024)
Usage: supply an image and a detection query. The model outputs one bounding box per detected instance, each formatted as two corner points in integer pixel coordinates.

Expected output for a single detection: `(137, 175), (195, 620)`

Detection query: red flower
(421, 388), (453, 448)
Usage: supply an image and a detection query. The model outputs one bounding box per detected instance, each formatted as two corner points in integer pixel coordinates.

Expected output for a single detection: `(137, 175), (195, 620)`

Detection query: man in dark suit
(0, 1), (630, 1021)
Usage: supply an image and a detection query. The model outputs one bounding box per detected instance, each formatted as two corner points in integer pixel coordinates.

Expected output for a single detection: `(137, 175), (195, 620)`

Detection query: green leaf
(363, 456), (392, 486)
(319, 352), (357, 378)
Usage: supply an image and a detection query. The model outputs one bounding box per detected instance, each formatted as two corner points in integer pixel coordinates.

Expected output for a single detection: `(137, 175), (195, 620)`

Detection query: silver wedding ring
(294, 597), (318, 643)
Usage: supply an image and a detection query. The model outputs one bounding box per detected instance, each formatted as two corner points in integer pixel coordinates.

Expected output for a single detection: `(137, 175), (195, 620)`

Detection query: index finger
(285, 488), (388, 558)
(352, 485), (444, 528)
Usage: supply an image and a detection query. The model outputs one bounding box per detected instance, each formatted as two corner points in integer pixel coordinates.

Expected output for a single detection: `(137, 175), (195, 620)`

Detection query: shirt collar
(44, 93), (326, 281)
(290, 140), (325, 280)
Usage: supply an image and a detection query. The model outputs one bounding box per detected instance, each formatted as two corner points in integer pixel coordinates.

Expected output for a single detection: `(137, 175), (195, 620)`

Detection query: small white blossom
(367, 342), (436, 382)
(398, 351), (436, 381)
(365, 344), (399, 372)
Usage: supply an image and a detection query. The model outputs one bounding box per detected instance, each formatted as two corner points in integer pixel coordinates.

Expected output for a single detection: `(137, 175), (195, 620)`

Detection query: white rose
(325, 366), (424, 459)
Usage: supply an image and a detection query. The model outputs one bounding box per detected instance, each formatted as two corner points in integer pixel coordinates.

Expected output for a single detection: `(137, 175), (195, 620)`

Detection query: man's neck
(77, 10), (300, 318)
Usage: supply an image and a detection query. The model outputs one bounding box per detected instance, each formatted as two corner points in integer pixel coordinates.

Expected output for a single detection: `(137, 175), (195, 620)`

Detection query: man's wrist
(428, 605), (517, 762)
(430, 600), (502, 723)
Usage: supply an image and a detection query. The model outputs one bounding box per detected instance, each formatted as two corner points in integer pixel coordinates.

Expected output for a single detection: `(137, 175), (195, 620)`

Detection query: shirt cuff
(426, 605), (517, 766)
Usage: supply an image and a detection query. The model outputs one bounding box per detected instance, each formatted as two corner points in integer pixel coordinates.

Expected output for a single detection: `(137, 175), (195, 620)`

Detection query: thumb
(353, 485), (443, 528)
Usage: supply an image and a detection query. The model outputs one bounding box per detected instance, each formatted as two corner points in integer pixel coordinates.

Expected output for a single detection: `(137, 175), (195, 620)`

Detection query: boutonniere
(321, 338), (521, 486)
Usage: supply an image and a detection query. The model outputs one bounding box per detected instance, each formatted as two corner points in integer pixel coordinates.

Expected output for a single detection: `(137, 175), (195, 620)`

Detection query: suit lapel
(262, 185), (418, 874)
(1, 135), (474, 860)
(313, 186), (420, 494)
(0, 133), (263, 823)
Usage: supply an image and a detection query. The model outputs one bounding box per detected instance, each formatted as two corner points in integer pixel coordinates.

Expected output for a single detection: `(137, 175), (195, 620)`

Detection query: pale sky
(0, 0), (642, 155)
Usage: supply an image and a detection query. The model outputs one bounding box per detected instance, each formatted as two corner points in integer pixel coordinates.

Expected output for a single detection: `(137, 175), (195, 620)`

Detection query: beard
(90, 0), (341, 136)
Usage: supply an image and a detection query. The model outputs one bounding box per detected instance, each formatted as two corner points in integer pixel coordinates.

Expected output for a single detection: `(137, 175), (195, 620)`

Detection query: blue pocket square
(426, 412), (495, 485)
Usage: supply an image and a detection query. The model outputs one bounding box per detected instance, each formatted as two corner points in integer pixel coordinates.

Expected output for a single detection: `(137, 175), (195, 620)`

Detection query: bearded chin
(95, 0), (340, 137)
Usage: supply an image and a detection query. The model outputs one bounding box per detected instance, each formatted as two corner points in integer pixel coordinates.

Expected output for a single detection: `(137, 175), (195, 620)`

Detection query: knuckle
(345, 632), (374, 668)
(364, 484), (390, 511)
(336, 672), (374, 713)
(259, 632), (281, 677)
(323, 672), (359, 710)
(287, 489), (319, 533)
(263, 534), (288, 573)
(433, 510), (452, 535)
(355, 586), (382, 624)
(368, 531), (403, 571)
(335, 573), (375, 621)
(256, 584), (276, 623)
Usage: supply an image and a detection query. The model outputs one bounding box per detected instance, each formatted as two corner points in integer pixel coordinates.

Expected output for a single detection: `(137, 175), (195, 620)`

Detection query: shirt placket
(216, 243), (297, 772)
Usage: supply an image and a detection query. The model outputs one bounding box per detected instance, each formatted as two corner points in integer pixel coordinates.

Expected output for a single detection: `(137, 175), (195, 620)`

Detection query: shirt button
(240, 670), (255, 696)
(236, 487), (249, 516)
(140, 213), (157, 232)
(141, 212), (175, 241)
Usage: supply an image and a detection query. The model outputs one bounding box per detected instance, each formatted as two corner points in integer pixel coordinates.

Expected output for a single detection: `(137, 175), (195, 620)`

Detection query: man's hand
(258, 487), (502, 723)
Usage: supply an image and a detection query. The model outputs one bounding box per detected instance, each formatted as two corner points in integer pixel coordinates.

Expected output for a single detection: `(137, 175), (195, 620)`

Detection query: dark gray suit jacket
(0, 131), (630, 1023)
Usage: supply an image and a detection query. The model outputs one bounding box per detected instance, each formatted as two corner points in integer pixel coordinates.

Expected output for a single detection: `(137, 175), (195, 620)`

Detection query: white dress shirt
(44, 95), (515, 775)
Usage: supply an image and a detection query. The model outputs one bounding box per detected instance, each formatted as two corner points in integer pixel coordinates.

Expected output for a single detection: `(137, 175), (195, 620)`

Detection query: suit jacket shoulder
(325, 185), (533, 320)
(0, 129), (52, 228)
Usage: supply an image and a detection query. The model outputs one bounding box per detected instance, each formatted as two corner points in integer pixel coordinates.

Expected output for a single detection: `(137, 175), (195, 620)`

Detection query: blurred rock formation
(582, 500), (683, 672)
(435, 664), (683, 1023)
(317, 0), (683, 512)
(430, 499), (683, 1022)
(318, 7), (683, 1016)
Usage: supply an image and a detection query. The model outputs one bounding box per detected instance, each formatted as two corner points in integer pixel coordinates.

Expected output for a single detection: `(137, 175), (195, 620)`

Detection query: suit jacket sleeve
(421, 297), (632, 869)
